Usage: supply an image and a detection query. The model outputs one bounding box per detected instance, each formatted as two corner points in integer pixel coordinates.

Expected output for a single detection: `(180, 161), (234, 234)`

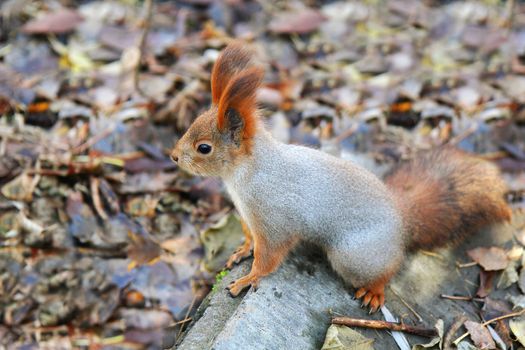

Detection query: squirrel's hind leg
(353, 268), (399, 313)
(328, 248), (399, 313)
(354, 277), (389, 313)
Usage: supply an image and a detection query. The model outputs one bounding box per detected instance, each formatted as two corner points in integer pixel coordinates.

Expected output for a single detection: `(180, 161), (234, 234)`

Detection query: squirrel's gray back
(224, 131), (403, 251)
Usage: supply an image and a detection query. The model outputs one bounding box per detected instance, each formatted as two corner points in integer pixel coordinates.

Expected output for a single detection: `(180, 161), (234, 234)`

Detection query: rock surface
(176, 221), (518, 350)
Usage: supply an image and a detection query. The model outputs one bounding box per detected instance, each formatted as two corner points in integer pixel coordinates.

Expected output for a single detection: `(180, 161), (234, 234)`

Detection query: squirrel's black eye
(197, 143), (212, 154)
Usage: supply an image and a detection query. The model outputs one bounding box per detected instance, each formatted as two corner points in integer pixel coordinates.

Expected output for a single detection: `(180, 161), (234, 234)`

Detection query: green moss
(211, 269), (229, 292)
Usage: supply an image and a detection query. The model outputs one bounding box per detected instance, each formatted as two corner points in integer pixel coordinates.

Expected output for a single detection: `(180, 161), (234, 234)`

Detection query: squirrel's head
(171, 42), (264, 177)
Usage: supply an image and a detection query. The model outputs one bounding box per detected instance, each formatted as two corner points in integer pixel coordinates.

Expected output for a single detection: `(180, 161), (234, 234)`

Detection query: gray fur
(223, 126), (404, 287)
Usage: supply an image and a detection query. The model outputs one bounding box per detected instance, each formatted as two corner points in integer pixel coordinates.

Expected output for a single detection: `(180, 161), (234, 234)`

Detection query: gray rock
(176, 220), (517, 350)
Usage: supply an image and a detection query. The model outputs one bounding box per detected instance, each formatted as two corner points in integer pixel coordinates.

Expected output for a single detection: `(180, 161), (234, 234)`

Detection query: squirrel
(170, 42), (512, 313)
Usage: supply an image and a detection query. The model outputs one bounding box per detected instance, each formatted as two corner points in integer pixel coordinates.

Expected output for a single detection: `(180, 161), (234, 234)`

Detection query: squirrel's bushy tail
(385, 147), (511, 251)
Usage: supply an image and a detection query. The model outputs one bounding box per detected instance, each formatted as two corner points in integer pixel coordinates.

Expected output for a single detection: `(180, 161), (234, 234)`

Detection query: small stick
(440, 294), (484, 302)
(134, 0), (153, 96)
(176, 294), (198, 342)
(331, 316), (437, 338)
(420, 250), (446, 261)
(90, 177), (108, 220)
(390, 288), (423, 322)
(170, 317), (192, 327)
(452, 309), (525, 345)
(456, 261), (477, 268)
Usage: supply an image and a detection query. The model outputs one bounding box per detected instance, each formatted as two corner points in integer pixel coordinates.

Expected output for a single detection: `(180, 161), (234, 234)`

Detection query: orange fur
(217, 67), (264, 140)
(211, 42), (253, 104)
(354, 268), (396, 313)
(227, 231), (298, 296)
(385, 147), (511, 251)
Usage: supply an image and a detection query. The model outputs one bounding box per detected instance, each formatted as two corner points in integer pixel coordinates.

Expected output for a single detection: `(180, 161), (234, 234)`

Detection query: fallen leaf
(412, 319), (443, 349)
(481, 298), (513, 347)
(268, 8), (326, 34)
(456, 341), (479, 350)
(509, 295), (525, 309)
(510, 318), (525, 347)
(476, 270), (495, 298)
(161, 236), (199, 254)
(125, 196), (159, 218)
(1, 173), (38, 201)
(117, 173), (177, 194)
(127, 225), (162, 267)
(99, 25), (140, 52)
(497, 261), (519, 289)
(22, 8), (83, 34)
(119, 308), (173, 329)
(467, 247), (509, 271)
(507, 246), (524, 261)
(516, 227), (525, 246)
(321, 324), (374, 350)
(124, 157), (176, 174)
(464, 320), (496, 350)
(200, 214), (244, 272)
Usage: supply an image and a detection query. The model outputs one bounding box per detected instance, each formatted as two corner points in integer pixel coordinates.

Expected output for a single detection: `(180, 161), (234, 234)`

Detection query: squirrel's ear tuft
(211, 42), (253, 105)
(217, 66), (264, 142)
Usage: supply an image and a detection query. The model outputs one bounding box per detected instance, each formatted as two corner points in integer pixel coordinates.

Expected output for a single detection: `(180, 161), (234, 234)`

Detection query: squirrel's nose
(170, 153), (178, 163)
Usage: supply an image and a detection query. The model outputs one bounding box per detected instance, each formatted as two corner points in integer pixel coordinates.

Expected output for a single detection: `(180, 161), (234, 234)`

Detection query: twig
(134, 0), (154, 96)
(420, 250), (446, 261)
(90, 177), (108, 220)
(176, 294), (198, 342)
(169, 317), (192, 327)
(331, 316), (437, 338)
(440, 294), (484, 302)
(456, 261), (477, 268)
(452, 309), (525, 345)
(390, 288), (423, 322)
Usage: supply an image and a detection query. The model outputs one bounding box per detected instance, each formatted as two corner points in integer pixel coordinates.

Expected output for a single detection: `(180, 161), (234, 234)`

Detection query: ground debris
(1, 0), (525, 348)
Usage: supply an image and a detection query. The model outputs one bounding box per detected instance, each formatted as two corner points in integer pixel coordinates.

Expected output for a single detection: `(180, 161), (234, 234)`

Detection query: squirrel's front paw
(226, 274), (259, 297)
(226, 245), (253, 269)
(355, 286), (385, 314)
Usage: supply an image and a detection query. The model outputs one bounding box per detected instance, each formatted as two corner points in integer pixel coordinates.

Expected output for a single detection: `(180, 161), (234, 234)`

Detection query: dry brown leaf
(22, 8), (83, 34)
(467, 247), (509, 271)
(268, 8), (326, 34)
(516, 227), (525, 246)
(321, 324), (374, 350)
(161, 236), (197, 254)
(476, 270), (495, 298)
(464, 321), (496, 350)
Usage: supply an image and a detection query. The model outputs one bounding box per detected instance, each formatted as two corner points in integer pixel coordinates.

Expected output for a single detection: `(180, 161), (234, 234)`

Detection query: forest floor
(1, 0), (525, 349)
